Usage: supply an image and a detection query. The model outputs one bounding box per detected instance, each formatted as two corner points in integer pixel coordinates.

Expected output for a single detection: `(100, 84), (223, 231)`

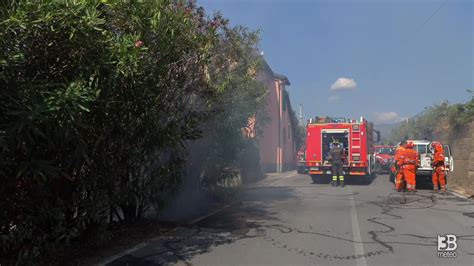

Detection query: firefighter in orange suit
(394, 141), (406, 192)
(400, 141), (419, 193)
(431, 142), (446, 193)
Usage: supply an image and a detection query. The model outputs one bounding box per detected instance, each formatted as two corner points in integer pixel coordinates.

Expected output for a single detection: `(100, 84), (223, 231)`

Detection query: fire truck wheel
(297, 166), (305, 174)
(361, 173), (374, 185)
(310, 174), (330, 184)
(375, 162), (382, 174)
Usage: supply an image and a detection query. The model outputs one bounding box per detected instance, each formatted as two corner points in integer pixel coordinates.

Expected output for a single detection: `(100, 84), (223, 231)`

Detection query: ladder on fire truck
(350, 124), (361, 162)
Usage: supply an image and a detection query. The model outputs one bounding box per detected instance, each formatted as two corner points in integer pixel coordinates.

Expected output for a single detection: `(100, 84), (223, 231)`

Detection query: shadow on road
(107, 227), (239, 266)
(345, 174), (377, 186)
(240, 186), (298, 202)
(310, 173), (378, 186)
(107, 187), (296, 265)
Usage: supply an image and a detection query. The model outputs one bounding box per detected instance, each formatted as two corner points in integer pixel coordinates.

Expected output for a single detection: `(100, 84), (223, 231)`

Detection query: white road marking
(187, 204), (232, 225)
(239, 171), (299, 189)
(97, 242), (148, 265)
(268, 178), (286, 187)
(349, 187), (368, 266)
(267, 171), (298, 186)
(283, 171), (297, 178)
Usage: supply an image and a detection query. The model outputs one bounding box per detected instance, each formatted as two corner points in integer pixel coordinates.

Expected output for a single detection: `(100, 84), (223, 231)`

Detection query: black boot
(331, 180), (337, 187)
(340, 180), (345, 187)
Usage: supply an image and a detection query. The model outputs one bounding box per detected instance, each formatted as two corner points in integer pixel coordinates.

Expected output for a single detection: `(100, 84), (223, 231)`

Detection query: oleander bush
(0, 0), (266, 263)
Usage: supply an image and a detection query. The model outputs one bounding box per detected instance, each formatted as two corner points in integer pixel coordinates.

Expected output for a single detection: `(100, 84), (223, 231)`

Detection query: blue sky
(200, 0), (473, 124)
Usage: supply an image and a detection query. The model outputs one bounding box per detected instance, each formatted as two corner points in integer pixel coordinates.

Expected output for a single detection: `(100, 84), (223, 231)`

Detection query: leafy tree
(197, 23), (266, 188)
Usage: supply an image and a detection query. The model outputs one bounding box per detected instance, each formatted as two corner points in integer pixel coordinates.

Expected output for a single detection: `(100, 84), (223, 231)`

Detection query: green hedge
(0, 0), (265, 263)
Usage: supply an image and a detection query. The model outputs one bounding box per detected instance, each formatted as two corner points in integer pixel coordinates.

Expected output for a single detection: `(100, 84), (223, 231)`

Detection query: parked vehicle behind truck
(296, 146), (307, 174)
(374, 146), (395, 174)
(305, 116), (380, 183)
(410, 140), (454, 184)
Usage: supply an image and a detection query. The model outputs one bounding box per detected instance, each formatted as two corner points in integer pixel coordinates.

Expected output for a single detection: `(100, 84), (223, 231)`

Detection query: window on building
(283, 127), (286, 143)
(288, 125), (291, 139)
(282, 89), (287, 111)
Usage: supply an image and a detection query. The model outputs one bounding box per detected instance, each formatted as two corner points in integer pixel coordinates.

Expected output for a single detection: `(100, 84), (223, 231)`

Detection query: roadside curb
(450, 189), (472, 200)
(449, 184), (474, 200)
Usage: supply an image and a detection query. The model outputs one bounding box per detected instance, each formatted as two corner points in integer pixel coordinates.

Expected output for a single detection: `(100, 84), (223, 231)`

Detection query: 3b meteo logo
(437, 234), (458, 258)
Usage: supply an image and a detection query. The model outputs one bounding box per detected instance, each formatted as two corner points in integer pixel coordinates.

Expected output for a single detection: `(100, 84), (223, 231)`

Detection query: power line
(398, 0), (451, 57)
(417, 0), (450, 31)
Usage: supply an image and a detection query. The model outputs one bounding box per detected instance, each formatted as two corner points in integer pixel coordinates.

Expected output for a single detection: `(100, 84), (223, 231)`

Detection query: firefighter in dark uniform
(329, 139), (345, 187)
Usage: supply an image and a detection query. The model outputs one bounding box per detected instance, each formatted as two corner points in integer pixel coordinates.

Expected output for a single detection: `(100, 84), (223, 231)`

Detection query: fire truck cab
(305, 116), (380, 183)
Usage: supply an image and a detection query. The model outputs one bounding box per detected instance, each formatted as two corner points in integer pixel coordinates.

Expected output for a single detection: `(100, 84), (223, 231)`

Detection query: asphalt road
(105, 172), (474, 266)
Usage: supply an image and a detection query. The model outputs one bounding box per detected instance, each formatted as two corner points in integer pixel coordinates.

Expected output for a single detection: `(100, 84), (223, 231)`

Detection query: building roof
(256, 52), (291, 86)
(274, 73), (291, 86)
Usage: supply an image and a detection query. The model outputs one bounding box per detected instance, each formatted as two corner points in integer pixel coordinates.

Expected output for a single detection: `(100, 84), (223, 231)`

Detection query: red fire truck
(305, 116), (380, 183)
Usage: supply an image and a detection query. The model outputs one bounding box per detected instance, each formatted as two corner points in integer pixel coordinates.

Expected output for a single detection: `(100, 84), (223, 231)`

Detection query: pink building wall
(257, 61), (296, 173)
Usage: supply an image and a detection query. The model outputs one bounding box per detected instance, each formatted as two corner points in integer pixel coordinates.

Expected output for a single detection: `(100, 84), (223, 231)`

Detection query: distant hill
(374, 122), (402, 144)
(374, 109), (427, 144)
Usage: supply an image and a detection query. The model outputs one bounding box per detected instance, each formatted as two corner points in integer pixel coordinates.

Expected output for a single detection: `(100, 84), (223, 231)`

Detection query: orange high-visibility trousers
(391, 165), (398, 188)
(403, 165), (417, 191)
(432, 165), (446, 190)
(395, 169), (405, 190)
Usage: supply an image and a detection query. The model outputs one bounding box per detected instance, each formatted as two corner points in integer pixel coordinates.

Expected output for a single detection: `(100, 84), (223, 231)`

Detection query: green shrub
(389, 91), (474, 143)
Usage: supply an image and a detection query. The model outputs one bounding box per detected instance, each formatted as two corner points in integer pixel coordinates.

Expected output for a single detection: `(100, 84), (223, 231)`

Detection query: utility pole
(299, 104), (303, 126)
